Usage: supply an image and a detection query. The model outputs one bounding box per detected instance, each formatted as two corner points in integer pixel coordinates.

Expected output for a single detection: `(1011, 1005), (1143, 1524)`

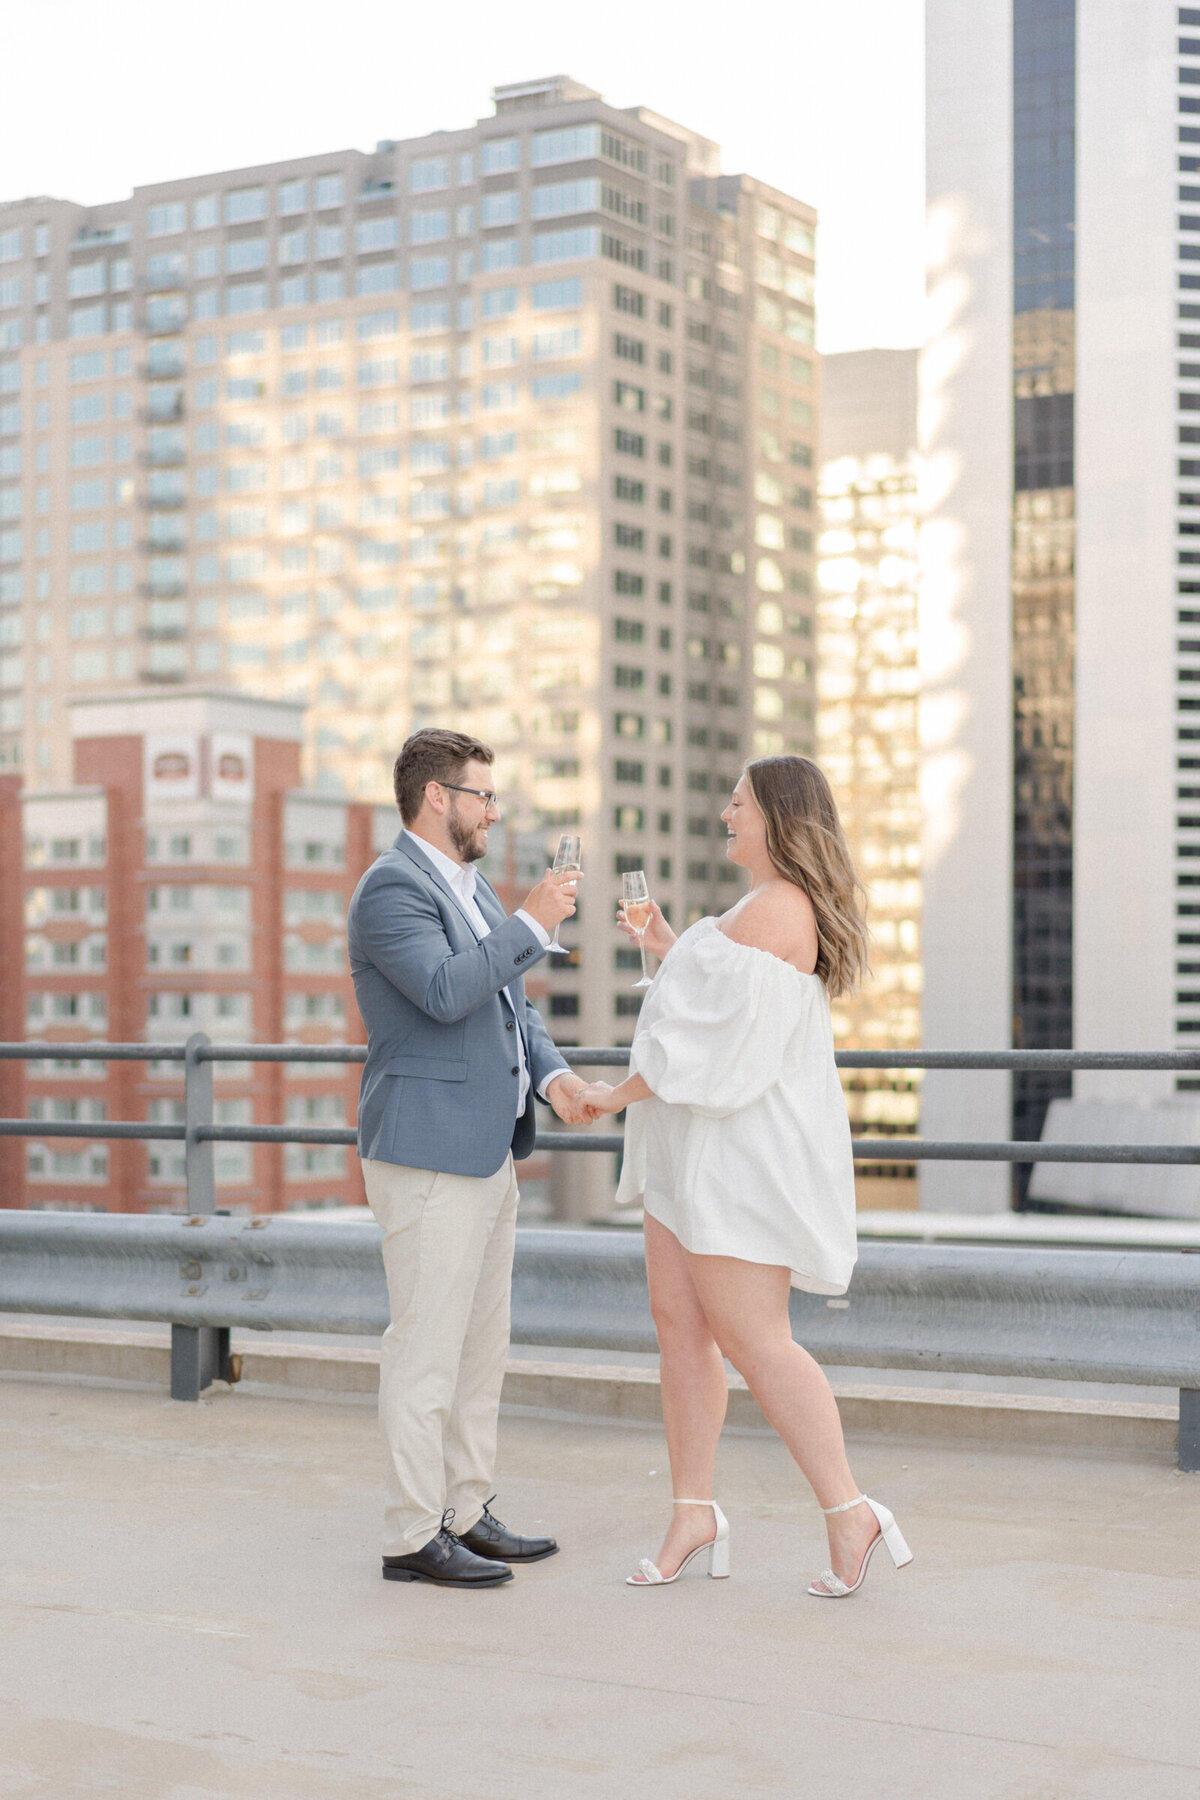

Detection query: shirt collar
(403, 828), (476, 902)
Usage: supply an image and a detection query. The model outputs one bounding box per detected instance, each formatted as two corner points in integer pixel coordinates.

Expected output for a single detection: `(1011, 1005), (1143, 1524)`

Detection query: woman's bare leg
(685, 1252), (877, 1587)
(633, 1214), (729, 1579)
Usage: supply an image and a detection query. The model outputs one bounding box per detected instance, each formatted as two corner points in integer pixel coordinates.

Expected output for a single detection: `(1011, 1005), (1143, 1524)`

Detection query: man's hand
(522, 867), (582, 937)
(545, 1072), (592, 1125)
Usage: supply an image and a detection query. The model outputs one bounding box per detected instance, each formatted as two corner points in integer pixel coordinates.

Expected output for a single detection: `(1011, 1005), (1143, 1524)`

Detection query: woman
(579, 757), (912, 1598)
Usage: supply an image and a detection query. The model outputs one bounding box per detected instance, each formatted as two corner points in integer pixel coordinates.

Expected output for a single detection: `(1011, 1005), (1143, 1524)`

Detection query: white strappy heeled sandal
(626, 1499), (731, 1586)
(808, 1493), (913, 1597)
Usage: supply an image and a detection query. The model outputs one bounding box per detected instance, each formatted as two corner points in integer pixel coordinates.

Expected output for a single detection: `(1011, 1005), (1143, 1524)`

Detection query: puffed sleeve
(629, 930), (811, 1116)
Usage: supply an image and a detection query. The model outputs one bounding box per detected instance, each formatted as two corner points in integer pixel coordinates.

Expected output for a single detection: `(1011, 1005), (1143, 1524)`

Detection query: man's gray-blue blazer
(348, 830), (570, 1177)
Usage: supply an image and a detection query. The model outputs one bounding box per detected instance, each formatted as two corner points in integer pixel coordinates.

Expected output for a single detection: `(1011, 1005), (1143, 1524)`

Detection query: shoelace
(439, 1507), (463, 1547)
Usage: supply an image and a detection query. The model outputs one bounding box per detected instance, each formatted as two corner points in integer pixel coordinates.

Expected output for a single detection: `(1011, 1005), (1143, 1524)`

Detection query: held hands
(523, 866), (582, 936)
(545, 1075), (618, 1125)
(546, 1073), (593, 1126)
(574, 1080), (623, 1120)
(547, 1076), (649, 1123)
(617, 898), (676, 963)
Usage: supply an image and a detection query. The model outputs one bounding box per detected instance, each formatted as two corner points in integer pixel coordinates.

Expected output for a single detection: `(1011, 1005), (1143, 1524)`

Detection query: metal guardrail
(8, 1039), (1200, 1171)
(4, 1036), (1200, 1463)
(1, 1212), (1197, 1468)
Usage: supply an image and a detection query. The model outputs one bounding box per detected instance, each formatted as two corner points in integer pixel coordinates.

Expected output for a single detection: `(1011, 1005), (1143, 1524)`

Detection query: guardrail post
(184, 1031), (215, 1216)
(1181, 1390), (1200, 1472)
(172, 1032), (226, 1402)
(170, 1324), (232, 1403)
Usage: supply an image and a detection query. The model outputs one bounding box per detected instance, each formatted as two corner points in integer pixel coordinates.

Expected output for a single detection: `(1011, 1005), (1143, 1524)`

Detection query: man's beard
(447, 802), (487, 863)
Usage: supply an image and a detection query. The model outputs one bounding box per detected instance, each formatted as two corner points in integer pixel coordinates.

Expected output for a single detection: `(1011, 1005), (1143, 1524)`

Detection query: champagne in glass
(621, 868), (654, 989)
(547, 833), (581, 955)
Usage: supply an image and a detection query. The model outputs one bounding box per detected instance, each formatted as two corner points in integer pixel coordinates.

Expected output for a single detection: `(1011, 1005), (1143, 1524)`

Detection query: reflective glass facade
(1012, 0), (1076, 1159)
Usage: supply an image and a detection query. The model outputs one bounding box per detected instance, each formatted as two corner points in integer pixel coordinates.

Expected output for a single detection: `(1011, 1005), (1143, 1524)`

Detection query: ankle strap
(821, 1494), (867, 1515)
(672, 1497), (715, 1506)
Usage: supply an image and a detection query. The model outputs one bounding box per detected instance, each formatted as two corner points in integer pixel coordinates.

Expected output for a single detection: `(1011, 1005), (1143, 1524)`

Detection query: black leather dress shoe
(383, 1515), (513, 1587)
(459, 1498), (559, 1563)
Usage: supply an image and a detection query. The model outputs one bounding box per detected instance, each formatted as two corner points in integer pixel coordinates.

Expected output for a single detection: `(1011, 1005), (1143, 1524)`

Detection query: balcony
(142, 271), (186, 293)
(141, 494), (186, 512)
(143, 309), (187, 338)
(142, 397), (185, 424)
(140, 534), (186, 554)
(141, 352), (186, 380)
(142, 446), (186, 468)
(139, 580), (187, 600)
(72, 223), (130, 246)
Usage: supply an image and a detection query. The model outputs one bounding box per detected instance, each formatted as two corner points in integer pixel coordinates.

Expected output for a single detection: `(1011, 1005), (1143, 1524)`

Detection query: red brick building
(0, 688), (553, 1214)
(4, 689), (378, 1212)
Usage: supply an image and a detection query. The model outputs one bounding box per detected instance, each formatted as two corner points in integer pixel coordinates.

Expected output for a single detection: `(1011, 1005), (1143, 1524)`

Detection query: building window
(224, 186), (267, 225)
(480, 138), (520, 175)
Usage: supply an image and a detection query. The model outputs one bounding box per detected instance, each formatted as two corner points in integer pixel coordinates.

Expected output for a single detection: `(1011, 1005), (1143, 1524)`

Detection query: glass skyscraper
(922, 1), (1195, 1213)
(1011, 0), (1076, 1164)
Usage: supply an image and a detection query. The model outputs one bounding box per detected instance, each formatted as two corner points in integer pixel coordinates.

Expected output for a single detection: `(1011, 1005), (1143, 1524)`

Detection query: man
(348, 728), (591, 1588)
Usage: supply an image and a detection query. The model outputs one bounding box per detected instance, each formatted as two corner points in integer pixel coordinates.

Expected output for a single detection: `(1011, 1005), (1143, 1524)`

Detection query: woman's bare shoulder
(718, 882), (817, 969)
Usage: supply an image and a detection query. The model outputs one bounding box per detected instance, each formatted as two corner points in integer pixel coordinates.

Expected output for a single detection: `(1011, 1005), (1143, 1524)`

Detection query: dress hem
(642, 1195), (854, 1298)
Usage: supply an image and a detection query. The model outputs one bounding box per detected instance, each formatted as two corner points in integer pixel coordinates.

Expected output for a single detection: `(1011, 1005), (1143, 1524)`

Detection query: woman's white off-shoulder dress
(614, 915), (857, 1295)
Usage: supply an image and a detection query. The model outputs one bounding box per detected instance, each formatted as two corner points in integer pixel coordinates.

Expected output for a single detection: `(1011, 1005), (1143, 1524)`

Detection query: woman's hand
(576, 1081), (623, 1119)
(617, 898), (677, 962)
(576, 1075), (654, 1119)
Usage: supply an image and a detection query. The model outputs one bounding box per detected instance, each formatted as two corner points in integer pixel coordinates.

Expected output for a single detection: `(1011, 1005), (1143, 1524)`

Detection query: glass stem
(638, 933), (649, 984)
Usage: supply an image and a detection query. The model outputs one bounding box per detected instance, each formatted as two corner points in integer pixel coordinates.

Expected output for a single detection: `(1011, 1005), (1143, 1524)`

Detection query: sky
(1, 0), (924, 355)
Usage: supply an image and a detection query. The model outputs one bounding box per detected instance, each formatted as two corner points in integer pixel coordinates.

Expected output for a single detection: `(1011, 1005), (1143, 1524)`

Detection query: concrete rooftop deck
(2, 1375), (1199, 1800)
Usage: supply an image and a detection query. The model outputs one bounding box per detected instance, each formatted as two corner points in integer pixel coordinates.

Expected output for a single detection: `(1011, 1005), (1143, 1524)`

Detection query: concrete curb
(0, 1321), (1178, 1455)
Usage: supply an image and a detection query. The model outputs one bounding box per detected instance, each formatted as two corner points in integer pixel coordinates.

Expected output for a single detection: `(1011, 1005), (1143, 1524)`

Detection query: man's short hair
(393, 728), (495, 825)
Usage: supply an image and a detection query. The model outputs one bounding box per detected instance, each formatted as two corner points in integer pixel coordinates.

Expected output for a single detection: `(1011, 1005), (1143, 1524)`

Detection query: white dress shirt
(403, 830), (564, 1113)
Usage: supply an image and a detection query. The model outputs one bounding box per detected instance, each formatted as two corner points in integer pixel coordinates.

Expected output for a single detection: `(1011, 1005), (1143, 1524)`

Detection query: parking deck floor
(2, 1375), (1198, 1799)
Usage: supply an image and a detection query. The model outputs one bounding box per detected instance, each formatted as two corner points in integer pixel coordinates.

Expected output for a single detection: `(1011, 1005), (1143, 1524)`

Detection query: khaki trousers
(361, 1153), (519, 1556)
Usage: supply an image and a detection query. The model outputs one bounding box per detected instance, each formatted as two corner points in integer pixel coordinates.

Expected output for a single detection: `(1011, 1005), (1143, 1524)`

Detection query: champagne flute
(547, 833), (581, 955)
(621, 868), (654, 989)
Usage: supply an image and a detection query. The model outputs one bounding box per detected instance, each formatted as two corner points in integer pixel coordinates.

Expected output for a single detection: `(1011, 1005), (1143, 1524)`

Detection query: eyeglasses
(439, 782), (500, 812)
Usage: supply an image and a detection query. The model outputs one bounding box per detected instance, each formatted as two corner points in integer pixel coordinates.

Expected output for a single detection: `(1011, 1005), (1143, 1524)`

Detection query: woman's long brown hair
(743, 756), (869, 998)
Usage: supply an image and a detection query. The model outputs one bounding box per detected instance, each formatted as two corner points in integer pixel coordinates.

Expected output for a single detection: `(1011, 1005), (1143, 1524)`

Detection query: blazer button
(511, 1066), (520, 1077)
(505, 1019), (515, 1030)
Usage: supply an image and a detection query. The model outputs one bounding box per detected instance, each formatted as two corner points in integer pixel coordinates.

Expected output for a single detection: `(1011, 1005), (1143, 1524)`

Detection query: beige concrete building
(817, 349), (921, 1205)
(0, 76), (817, 1117)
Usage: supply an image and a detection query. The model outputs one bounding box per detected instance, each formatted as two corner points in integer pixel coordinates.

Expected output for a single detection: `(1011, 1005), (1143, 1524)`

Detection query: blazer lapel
(394, 831), (479, 942)
(476, 876), (528, 1031)
(395, 839), (524, 1035)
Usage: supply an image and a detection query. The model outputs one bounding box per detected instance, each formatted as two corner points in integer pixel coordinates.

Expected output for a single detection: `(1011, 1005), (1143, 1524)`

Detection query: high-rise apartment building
(0, 74), (818, 1066)
(817, 349), (921, 1206)
(923, 1), (1192, 1209)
